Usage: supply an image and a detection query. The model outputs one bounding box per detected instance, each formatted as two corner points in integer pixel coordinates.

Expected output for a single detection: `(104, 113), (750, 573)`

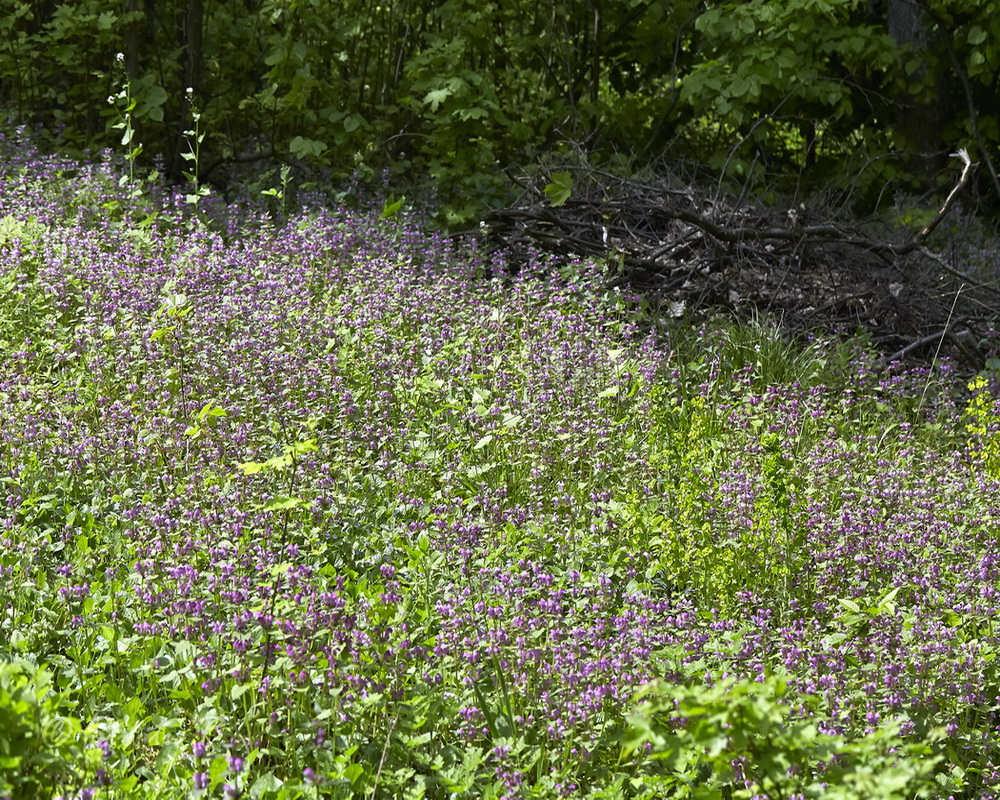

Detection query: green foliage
(680, 0), (900, 187)
(911, 2), (1000, 143)
(544, 172), (574, 207)
(106, 52), (147, 220)
(0, 0), (677, 223)
(380, 194), (406, 220)
(9, 0), (1000, 220)
(181, 88), (209, 213)
(624, 670), (941, 798)
(0, 660), (100, 799)
(965, 375), (1000, 480)
(7, 0), (1000, 221)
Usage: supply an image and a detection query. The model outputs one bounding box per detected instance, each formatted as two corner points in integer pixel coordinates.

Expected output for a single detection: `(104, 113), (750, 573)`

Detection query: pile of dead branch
(478, 152), (1000, 372)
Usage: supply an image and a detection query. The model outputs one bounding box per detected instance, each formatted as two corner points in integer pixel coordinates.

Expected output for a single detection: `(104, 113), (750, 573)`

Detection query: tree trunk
(886, 0), (943, 177)
(184, 0), (205, 96)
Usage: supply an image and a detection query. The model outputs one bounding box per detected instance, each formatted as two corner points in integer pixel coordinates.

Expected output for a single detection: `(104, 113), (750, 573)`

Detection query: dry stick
(885, 327), (955, 364)
(910, 149), (975, 245)
(676, 150), (975, 256)
(369, 707), (401, 800)
(917, 284), (964, 415)
(713, 97), (789, 207)
(884, 282), (966, 366)
(917, 246), (1000, 299)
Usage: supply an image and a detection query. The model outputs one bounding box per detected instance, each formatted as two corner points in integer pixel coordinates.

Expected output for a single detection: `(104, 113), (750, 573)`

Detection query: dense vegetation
(4, 0), (1000, 222)
(1, 128), (1000, 798)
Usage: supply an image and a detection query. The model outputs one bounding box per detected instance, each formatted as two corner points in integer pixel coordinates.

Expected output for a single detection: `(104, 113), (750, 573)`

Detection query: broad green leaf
(543, 171), (573, 207)
(289, 135), (328, 158)
(250, 772), (283, 794)
(343, 762), (366, 786)
(263, 496), (304, 511)
(381, 195), (405, 219)
(730, 73), (753, 98)
(422, 88), (451, 112)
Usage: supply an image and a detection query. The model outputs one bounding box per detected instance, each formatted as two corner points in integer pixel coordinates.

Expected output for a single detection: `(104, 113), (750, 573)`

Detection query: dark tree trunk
(124, 0), (157, 79)
(886, 0), (944, 177)
(184, 0), (204, 96)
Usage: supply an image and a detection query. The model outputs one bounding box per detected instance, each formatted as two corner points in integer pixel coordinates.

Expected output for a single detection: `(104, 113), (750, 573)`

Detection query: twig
(916, 246), (1000, 298)
(884, 326), (955, 364)
(369, 707), (401, 800)
(894, 149), (975, 255)
(918, 283), (963, 413)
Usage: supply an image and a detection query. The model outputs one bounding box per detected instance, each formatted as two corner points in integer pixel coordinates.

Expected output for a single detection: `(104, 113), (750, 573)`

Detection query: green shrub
(0, 660), (100, 799)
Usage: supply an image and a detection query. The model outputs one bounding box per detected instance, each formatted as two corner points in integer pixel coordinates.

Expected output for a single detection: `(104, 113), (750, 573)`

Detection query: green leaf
(263, 496), (304, 511)
(381, 195), (405, 220)
(729, 73), (753, 98)
(968, 25), (987, 45)
(200, 403), (226, 419)
(343, 762), (366, 787)
(143, 84), (168, 109)
(543, 171), (573, 207)
(467, 463), (497, 477)
(876, 586), (902, 612)
(289, 438), (319, 455)
(209, 754), (229, 785)
(289, 135), (328, 159)
(422, 88), (452, 112)
(250, 772), (283, 794)
(231, 683), (251, 700)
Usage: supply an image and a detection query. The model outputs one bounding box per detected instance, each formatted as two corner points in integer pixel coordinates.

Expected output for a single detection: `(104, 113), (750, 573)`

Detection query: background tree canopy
(1, 0), (998, 224)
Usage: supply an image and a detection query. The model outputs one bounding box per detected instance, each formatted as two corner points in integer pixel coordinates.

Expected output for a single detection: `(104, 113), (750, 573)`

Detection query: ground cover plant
(2, 129), (1000, 798)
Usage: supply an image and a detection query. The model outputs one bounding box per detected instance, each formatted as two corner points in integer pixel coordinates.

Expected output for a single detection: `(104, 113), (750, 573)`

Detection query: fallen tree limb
(883, 326), (956, 364)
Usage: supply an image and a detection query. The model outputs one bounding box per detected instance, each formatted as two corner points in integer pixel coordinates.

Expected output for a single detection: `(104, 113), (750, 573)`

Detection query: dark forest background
(1, 0), (999, 225)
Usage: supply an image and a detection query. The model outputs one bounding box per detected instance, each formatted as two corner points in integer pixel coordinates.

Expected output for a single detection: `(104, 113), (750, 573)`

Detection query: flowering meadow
(2, 132), (1000, 799)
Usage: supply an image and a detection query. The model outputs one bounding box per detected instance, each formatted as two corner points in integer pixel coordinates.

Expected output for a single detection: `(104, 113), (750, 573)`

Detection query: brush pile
(481, 154), (999, 369)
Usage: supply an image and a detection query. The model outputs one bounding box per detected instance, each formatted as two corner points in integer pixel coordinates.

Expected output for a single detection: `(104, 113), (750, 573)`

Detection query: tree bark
(886, 0), (943, 175)
(184, 0), (205, 96)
